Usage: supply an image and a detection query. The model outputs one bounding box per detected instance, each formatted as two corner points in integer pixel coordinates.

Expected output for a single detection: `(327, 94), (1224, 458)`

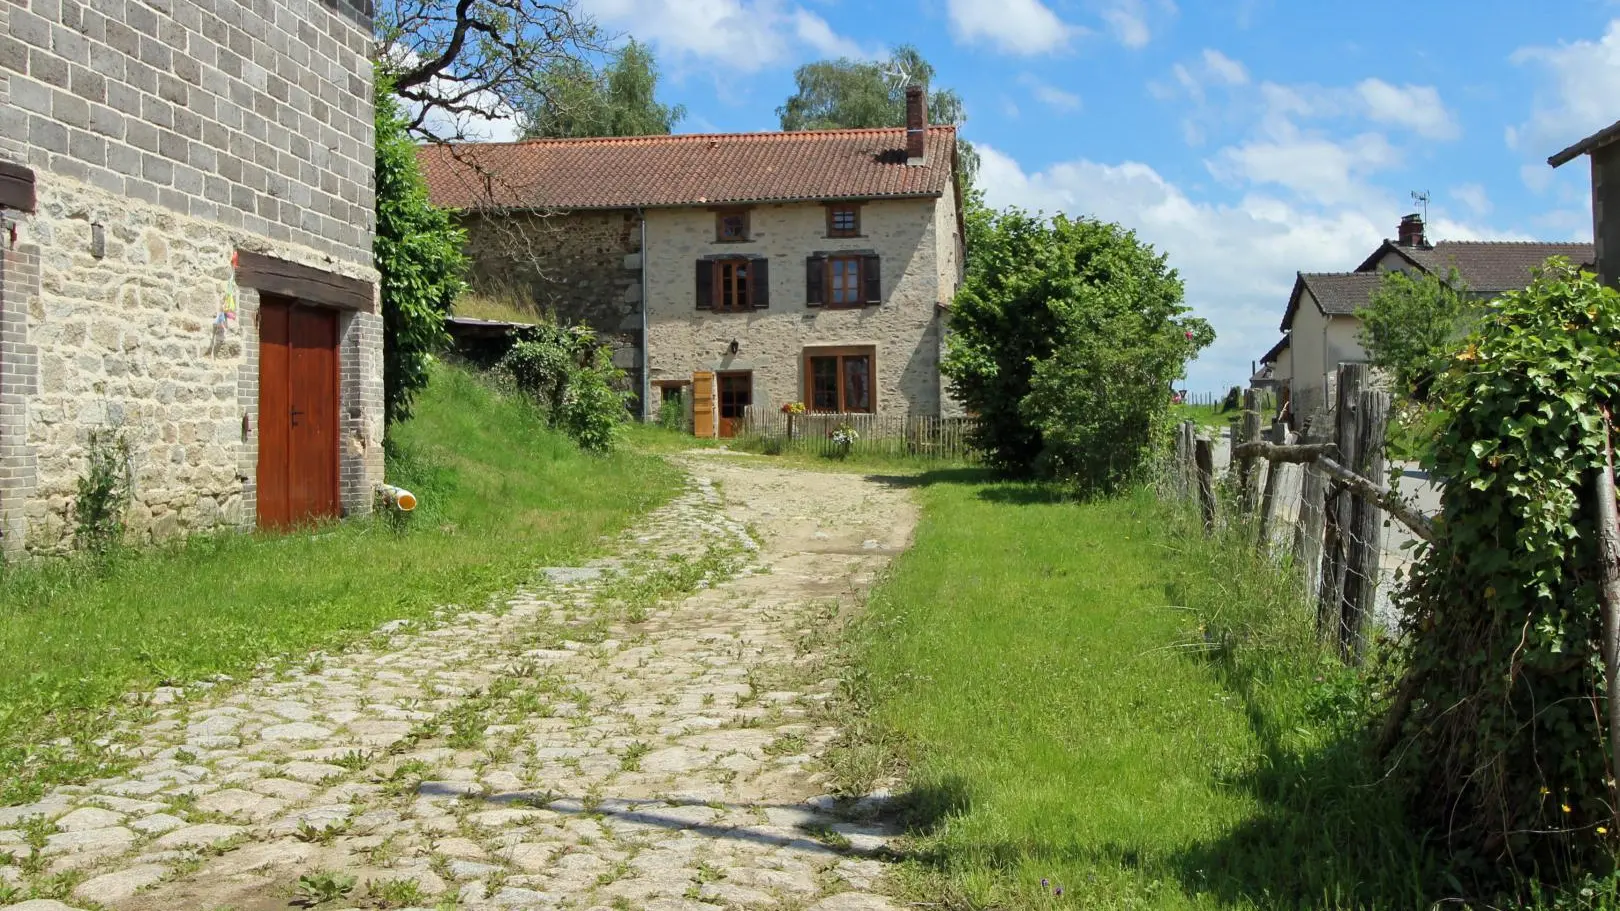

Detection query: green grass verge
(0, 363), (678, 805)
(836, 473), (1435, 910)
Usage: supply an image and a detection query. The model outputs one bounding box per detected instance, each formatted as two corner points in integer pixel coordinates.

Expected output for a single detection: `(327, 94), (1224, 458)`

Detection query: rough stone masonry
(0, 0), (382, 554)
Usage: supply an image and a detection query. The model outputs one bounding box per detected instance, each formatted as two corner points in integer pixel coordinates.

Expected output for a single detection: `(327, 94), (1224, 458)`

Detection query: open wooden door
(692, 371), (717, 438)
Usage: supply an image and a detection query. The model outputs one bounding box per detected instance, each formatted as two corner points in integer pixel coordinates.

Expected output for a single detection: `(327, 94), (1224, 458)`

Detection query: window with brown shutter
(698, 258), (768, 312)
(827, 256), (863, 308)
(826, 204), (860, 237)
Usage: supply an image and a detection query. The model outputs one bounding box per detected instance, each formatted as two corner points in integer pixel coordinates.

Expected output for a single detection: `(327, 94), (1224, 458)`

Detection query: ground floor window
(804, 347), (874, 413)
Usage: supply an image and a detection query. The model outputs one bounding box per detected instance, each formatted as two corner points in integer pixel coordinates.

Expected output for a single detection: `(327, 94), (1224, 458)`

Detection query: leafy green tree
(375, 76), (469, 428)
(498, 321), (628, 452)
(777, 45), (979, 185)
(521, 40), (685, 139)
(1356, 268), (1477, 402)
(944, 203), (1212, 490)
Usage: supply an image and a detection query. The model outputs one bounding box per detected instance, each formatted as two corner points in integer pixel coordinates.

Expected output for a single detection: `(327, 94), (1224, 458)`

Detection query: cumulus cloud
(1355, 79), (1459, 140)
(1510, 20), (1620, 153)
(1208, 126), (1401, 205)
(1451, 183), (1491, 217)
(581, 0), (868, 72)
(946, 0), (1080, 55)
(1098, 0), (1176, 49)
(1202, 49), (1249, 86)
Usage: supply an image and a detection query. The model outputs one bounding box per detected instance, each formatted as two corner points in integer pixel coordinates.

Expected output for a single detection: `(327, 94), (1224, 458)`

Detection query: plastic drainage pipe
(379, 485), (418, 512)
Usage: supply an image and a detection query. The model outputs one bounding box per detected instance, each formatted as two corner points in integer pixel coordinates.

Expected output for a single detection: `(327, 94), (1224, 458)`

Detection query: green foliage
(375, 73), (468, 427)
(520, 40), (685, 139)
(656, 394), (686, 432)
(498, 321), (629, 452)
(943, 203), (1212, 491)
(73, 427), (132, 554)
(1356, 267), (1477, 402)
(296, 869), (356, 905)
(777, 44), (978, 185)
(1390, 260), (1620, 892)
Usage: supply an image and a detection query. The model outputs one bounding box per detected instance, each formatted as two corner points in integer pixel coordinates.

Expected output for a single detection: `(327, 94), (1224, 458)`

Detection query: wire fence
(1161, 368), (1429, 662)
(737, 407), (981, 462)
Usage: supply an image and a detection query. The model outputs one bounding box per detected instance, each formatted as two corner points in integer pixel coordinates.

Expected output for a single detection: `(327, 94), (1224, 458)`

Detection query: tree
(777, 45), (979, 185)
(1355, 267), (1476, 402)
(943, 201), (1212, 490)
(520, 40), (686, 139)
(375, 76), (469, 427)
(376, 0), (602, 141)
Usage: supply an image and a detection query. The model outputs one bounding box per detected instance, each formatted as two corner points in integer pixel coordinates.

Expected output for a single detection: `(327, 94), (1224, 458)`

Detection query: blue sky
(570, 0), (1620, 389)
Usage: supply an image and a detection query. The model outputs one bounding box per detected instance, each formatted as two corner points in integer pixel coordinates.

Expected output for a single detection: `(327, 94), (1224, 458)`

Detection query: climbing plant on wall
(375, 75), (468, 429)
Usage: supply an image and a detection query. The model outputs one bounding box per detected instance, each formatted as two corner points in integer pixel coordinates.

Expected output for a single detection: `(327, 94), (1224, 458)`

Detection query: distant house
(1, 0), (383, 554)
(1549, 119), (1620, 287)
(419, 87), (965, 438)
(1266, 215), (1592, 422)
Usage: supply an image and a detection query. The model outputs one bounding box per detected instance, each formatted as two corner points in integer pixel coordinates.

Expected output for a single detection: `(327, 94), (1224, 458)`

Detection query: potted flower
(781, 401), (805, 440)
(829, 421), (858, 459)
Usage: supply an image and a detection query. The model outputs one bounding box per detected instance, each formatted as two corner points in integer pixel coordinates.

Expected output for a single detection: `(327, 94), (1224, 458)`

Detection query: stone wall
(461, 209), (643, 335)
(0, 0), (379, 554)
(643, 196), (952, 420)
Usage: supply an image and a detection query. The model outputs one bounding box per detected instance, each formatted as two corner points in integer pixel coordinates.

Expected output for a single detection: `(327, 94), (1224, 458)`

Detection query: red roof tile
(417, 127), (958, 211)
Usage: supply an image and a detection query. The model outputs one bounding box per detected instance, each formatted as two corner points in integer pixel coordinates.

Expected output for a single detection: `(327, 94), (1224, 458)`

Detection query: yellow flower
(1540, 786), (1551, 796)
(1599, 827), (1609, 835)
(1563, 803), (1573, 814)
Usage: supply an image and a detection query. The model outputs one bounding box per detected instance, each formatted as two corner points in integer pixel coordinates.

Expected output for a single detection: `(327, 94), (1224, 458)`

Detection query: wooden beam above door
(236, 250), (374, 313)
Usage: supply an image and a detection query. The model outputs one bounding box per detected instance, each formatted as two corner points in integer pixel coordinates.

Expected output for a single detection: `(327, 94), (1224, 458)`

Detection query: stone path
(0, 452), (918, 911)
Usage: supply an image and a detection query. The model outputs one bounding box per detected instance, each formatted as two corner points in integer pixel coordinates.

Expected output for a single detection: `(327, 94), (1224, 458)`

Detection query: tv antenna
(1411, 189), (1430, 223)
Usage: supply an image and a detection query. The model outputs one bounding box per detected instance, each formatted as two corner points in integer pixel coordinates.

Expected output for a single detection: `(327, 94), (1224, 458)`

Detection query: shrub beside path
(0, 452), (917, 911)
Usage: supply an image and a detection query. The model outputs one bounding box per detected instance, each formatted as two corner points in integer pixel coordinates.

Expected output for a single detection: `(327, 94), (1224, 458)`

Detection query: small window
(827, 204), (860, 237)
(805, 349), (875, 414)
(827, 255), (862, 308)
(715, 259), (751, 312)
(716, 210), (749, 242)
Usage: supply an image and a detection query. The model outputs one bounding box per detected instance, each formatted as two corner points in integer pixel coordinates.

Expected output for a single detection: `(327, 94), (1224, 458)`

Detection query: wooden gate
(691, 371), (716, 439)
(257, 297), (340, 529)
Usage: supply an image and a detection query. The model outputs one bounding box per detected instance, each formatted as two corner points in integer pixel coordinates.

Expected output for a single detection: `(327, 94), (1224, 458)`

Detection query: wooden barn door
(258, 298), (340, 529)
(692, 371), (717, 439)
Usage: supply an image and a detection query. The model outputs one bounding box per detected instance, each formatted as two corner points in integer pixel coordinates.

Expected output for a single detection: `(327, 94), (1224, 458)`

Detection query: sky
(561, 0), (1620, 390)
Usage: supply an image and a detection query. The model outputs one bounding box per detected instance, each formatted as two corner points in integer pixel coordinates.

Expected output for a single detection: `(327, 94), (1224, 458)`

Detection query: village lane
(0, 453), (916, 911)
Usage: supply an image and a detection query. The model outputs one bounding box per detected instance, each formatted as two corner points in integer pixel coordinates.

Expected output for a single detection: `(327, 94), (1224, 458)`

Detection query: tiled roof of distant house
(1356, 240), (1594, 293)
(417, 127), (959, 211)
(1280, 272), (1386, 330)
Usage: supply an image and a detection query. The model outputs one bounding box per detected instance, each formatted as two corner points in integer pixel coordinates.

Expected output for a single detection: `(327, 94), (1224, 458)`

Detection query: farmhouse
(419, 87), (965, 437)
(0, 0), (383, 554)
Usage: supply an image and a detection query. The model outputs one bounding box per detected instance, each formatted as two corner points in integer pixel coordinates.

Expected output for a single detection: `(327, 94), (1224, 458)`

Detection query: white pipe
(379, 485), (418, 512)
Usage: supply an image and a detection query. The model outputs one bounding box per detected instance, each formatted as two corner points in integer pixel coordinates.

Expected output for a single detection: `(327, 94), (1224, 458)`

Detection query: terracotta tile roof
(417, 127), (958, 211)
(1397, 241), (1595, 293)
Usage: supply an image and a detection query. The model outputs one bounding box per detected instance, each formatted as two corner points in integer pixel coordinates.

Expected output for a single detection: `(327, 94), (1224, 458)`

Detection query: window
(826, 204), (860, 237)
(697, 257), (769, 312)
(828, 256), (862, 308)
(804, 348), (875, 413)
(715, 259), (751, 311)
(716, 209), (749, 242)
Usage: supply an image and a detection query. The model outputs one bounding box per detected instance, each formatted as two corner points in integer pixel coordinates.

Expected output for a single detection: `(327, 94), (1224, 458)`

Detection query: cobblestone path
(0, 452), (918, 911)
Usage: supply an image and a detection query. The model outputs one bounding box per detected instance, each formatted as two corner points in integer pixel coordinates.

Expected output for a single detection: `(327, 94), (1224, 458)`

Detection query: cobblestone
(0, 453), (918, 910)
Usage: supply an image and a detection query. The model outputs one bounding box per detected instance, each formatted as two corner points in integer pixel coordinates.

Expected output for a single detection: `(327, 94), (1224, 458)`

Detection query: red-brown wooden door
(257, 298), (340, 529)
(717, 372), (751, 439)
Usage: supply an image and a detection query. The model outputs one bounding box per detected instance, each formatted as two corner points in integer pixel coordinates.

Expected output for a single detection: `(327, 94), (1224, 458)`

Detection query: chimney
(1397, 213), (1427, 248)
(905, 84), (927, 165)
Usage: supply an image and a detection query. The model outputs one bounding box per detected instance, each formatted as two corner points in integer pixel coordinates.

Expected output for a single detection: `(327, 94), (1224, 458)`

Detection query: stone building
(1550, 119), (1620, 288)
(419, 87), (964, 436)
(0, 0), (383, 554)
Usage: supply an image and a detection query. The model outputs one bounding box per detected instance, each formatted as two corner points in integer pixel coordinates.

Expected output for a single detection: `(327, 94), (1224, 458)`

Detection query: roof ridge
(1430, 239), (1591, 247)
(1300, 270), (1380, 277)
(428, 124), (960, 151)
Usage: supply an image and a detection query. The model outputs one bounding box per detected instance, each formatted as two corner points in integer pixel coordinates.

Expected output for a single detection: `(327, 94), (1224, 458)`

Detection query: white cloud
(976, 143), (1385, 390)
(1202, 49), (1248, 86)
(581, 0), (868, 71)
(1355, 79), (1459, 140)
(1511, 20), (1620, 153)
(1451, 183), (1491, 217)
(1019, 74), (1082, 111)
(1098, 0), (1175, 49)
(946, 0), (1079, 55)
(1208, 125), (1400, 205)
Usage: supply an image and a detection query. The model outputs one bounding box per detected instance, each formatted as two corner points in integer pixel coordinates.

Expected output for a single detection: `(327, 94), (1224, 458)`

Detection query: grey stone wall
(461, 209), (643, 335)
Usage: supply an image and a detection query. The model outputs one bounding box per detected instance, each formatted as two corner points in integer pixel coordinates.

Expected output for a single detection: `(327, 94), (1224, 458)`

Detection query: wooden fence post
(1318, 364), (1367, 648)
(1293, 411), (1330, 601)
(1256, 420), (1290, 552)
(1195, 435), (1217, 533)
(1237, 390), (1262, 518)
(1340, 388), (1390, 664)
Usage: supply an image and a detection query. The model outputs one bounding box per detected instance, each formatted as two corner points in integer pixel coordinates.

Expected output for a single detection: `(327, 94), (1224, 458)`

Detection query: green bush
(498, 320), (628, 452)
(73, 428), (133, 554)
(656, 394), (686, 432)
(943, 202), (1212, 492)
(1389, 260), (1620, 892)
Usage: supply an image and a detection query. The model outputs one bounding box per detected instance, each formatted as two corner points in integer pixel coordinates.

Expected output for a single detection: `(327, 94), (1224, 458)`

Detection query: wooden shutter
(695, 260), (713, 310)
(692, 371), (717, 438)
(751, 257), (770, 309)
(862, 254), (882, 306)
(806, 254), (825, 306)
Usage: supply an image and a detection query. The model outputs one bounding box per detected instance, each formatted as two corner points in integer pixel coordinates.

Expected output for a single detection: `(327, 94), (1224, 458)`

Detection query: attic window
(826, 204), (860, 237)
(717, 210), (749, 242)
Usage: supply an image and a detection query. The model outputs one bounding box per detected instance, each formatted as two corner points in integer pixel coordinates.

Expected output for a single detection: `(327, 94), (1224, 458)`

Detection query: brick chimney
(1397, 213), (1428, 248)
(905, 85), (927, 165)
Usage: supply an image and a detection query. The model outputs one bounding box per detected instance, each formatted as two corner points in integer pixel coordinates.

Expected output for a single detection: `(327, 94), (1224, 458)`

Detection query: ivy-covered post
(1341, 388), (1390, 664)
(1195, 435), (1217, 533)
(1597, 408), (1620, 822)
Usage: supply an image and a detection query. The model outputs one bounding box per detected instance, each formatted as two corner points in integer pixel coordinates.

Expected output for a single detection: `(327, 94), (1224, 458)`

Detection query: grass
(1170, 402), (1236, 431)
(835, 471), (1435, 910)
(0, 363), (678, 805)
(451, 289), (547, 325)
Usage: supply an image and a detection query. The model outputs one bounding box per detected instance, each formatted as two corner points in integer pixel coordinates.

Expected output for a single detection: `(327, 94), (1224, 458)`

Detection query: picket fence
(738, 406), (980, 462)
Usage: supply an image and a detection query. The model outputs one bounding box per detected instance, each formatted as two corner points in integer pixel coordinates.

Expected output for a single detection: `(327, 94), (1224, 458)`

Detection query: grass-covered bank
(836, 473), (1434, 910)
(0, 364), (678, 805)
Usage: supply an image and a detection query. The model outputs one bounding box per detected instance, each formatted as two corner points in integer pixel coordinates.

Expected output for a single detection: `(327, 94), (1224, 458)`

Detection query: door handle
(290, 407), (304, 427)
